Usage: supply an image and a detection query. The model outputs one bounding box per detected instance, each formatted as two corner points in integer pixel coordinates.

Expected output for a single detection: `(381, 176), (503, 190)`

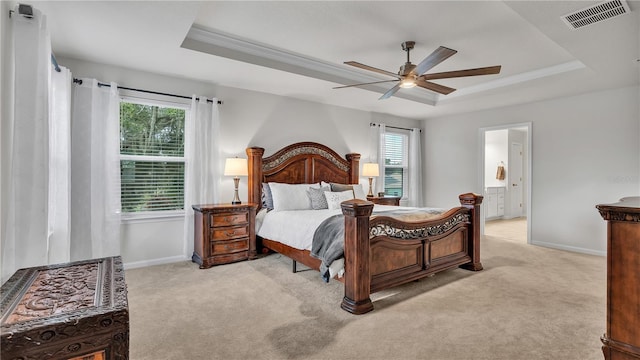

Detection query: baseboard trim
(123, 255), (189, 270)
(531, 240), (605, 257)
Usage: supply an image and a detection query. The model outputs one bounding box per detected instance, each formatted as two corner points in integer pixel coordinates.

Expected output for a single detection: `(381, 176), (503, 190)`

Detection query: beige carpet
(485, 217), (527, 243)
(125, 235), (606, 360)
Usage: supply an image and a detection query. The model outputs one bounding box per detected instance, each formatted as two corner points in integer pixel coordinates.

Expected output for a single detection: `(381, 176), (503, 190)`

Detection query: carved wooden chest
(1, 256), (129, 360)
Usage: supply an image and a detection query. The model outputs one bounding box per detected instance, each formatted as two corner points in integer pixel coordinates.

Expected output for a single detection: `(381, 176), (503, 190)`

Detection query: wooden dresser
(597, 197), (640, 360)
(192, 203), (257, 269)
(1, 256), (129, 360)
(366, 196), (401, 206)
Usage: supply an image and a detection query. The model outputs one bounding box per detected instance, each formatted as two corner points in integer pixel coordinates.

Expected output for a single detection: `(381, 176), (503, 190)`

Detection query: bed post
(458, 193), (484, 271)
(246, 147), (264, 208)
(345, 153), (361, 184)
(340, 199), (374, 315)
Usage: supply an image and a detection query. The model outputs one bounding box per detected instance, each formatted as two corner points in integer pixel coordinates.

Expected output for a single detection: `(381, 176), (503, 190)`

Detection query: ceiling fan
(335, 41), (501, 100)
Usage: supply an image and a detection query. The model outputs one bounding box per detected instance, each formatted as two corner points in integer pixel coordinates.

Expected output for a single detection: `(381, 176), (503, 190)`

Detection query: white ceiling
(28, 1), (640, 120)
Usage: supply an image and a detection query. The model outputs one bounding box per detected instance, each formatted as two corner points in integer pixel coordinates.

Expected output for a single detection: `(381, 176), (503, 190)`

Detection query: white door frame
(509, 141), (524, 217)
(478, 122), (532, 244)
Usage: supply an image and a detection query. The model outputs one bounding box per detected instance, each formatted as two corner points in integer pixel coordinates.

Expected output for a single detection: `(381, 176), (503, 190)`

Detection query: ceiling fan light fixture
(399, 78), (417, 88)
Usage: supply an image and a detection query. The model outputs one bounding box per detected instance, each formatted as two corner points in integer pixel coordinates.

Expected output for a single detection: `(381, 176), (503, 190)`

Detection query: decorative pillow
(330, 183), (353, 193)
(307, 186), (330, 209)
(261, 183), (274, 211)
(329, 183), (366, 200)
(324, 190), (354, 210)
(352, 184), (367, 200)
(269, 182), (321, 211)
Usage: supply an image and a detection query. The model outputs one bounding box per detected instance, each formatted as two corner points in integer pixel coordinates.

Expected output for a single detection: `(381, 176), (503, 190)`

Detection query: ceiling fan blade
(415, 79), (456, 95)
(344, 61), (400, 78)
(379, 83), (401, 100)
(421, 65), (502, 80)
(333, 79), (399, 89)
(412, 46), (457, 76)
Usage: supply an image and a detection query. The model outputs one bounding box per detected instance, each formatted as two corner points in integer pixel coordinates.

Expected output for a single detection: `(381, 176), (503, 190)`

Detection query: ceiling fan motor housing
(401, 41), (415, 51)
(399, 63), (416, 76)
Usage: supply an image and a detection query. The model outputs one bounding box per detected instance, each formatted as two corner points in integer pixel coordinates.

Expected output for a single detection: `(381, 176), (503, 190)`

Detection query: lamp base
(231, 177), (242, 205)
(367, 177), (374, 197)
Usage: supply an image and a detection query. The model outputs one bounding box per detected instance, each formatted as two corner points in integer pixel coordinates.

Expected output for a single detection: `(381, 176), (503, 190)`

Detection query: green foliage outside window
(120, 102), (186, 213)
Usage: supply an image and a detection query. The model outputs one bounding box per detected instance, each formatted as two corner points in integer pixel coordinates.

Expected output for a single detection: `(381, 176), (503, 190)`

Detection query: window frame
(119, 96), (190, 223)
(383, 130), (409, 199)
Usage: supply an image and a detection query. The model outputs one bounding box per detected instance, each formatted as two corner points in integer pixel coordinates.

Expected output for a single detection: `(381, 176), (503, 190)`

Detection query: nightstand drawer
(212, 225), (249, 240)
(211, 251), (249, 265)
(211, 213), (248, 227)
(212, 238), (249, 254)
(367, 196), (401, 206)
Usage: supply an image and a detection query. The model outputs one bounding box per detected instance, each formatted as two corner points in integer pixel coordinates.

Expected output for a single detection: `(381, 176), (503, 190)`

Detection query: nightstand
(366, 196), (401, 206)
(192, 203), (257, 269)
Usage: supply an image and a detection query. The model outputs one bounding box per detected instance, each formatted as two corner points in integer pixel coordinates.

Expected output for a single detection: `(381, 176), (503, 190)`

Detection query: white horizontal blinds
(383, 132), (408, 197)
(120, 101), (186, 213)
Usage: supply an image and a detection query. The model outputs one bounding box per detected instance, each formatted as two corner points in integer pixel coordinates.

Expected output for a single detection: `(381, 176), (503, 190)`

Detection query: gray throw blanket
(310, 214), (344, 283)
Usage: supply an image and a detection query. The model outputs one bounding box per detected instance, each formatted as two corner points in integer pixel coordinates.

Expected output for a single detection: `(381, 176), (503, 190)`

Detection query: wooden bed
(246, 142), (483, 314)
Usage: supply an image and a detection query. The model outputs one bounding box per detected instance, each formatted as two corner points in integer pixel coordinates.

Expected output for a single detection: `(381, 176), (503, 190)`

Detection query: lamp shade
(362, 163), (380, 177)
(224, 158), (248, 177)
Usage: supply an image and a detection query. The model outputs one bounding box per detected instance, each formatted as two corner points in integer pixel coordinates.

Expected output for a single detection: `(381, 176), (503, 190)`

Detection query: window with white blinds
(120, 100), (186, 214)
(383, 132), (408, 197)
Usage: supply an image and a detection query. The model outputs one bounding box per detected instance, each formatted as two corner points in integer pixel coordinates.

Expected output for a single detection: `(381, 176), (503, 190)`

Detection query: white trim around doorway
(478, 122), (532, 244)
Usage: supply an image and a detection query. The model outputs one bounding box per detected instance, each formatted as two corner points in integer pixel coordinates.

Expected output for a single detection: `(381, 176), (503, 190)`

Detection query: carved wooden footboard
(341, 193), (483, 314)
(246, 142), (483, 314)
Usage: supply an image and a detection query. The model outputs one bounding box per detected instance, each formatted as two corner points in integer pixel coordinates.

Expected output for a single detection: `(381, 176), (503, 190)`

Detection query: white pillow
(269, 182), (320, 211)
(353, 184), (367, 200)
(324, 190), (355, 210)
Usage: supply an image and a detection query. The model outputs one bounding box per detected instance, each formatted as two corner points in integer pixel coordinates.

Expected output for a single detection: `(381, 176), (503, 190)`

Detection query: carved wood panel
(370, 238), (422, 276)
(1, 257), (129, 360)
(431, 229), (466, 259)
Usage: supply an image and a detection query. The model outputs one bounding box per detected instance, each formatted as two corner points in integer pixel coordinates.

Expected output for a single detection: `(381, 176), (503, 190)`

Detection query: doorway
(479, 123), (531, 244)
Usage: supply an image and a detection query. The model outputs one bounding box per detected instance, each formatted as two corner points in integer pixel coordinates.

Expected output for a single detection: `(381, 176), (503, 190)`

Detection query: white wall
(484, 129), (508, 188)
(59, 57), (422, 268)
(424, 85), (640, 255)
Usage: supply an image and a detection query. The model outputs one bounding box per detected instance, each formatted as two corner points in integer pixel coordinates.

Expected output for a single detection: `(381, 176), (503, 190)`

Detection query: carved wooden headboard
(246, 142), (360, 209)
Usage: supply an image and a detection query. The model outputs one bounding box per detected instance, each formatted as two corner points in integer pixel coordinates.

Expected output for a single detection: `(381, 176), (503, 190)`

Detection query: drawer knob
(225, 230), (236, 237)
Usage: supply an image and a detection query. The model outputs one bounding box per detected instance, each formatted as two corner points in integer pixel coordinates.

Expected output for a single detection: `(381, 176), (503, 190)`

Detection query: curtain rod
(51, 53), (61, 73)
(72, 78), (222, 105)
(370, 122), (420, 132)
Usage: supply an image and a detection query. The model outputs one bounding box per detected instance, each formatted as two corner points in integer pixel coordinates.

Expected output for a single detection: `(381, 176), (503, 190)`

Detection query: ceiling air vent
(561, 0), (631, 30)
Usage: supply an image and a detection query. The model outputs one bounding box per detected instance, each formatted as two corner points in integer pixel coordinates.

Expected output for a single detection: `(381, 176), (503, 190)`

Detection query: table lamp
(362, 163), (380, 197)
(224, 157), (248, 204)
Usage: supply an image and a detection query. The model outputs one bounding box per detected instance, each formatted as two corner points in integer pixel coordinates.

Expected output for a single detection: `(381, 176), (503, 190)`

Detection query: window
(383, 132), (408, 197)
(119, 99), (187, 215)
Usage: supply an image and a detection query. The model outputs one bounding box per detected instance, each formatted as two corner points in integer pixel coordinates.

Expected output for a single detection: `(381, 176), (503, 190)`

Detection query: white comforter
(255, 204), (418, 250)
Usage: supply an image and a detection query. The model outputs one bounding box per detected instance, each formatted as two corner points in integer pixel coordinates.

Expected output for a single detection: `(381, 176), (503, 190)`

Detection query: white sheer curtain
(47, 66), (72, 264)
(376, 123), (386, 195)
(408, 128), (424, 207)
(2, 6), (51, 282)
(70, 79), (121, 261)
(183, 96), (221, 258)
